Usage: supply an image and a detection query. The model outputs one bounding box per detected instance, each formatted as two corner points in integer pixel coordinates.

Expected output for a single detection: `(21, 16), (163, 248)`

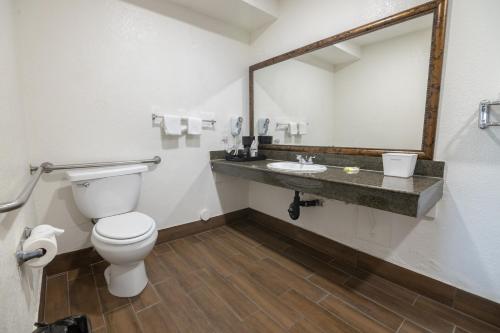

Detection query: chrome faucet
(296, 154), (316, 165)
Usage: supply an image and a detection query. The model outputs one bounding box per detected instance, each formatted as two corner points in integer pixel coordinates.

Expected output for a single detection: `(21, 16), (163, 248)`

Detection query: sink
(267, 162), (327, 173)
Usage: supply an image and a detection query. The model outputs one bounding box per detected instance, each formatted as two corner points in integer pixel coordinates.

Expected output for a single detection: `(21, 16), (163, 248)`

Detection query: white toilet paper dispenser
(16, 225), (64, 266)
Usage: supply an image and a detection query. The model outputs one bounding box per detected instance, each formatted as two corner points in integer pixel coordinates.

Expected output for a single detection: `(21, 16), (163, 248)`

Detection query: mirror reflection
(254, 14), (433, 149)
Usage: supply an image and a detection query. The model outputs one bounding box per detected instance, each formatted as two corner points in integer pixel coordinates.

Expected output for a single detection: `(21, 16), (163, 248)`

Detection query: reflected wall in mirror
(250, 0), (448, 159)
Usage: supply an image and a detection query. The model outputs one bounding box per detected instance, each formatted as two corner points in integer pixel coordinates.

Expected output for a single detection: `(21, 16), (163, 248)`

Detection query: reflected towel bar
(479, 100), (500, 129)
(152, 113), (216, 125)
(0, 156), (162, 214)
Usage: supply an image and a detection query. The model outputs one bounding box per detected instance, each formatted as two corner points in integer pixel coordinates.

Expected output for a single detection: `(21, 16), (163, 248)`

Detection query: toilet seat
(93, 212), (156, 245)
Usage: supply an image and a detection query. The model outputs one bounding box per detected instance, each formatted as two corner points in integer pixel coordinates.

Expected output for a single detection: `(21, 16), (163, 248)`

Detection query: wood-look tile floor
(42, 223), (500, 333)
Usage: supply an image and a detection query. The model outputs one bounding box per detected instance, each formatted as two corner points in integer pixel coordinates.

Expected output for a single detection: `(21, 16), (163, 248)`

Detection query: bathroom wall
(254, 58), (336, 146)
(332, 28), (431, 150)
(14, 0), (250, 253)
(253, 26), (431, 149)
(0, 0), (42, 331)
(249, 0), (500, 303)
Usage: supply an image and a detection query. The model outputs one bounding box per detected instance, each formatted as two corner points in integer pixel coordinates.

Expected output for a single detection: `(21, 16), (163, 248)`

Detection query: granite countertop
(212, 159), (441, 195)
(210, 157), (444, 218)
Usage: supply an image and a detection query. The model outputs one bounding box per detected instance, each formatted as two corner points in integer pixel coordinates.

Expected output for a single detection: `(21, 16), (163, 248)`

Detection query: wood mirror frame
(249, 0), (448, 160)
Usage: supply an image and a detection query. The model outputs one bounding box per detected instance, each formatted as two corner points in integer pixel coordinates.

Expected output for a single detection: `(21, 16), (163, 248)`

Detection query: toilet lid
(95, 212), (154, 240)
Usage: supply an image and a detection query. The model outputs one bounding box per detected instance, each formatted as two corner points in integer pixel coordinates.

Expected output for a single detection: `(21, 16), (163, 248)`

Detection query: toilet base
(104, 261), (148, 297)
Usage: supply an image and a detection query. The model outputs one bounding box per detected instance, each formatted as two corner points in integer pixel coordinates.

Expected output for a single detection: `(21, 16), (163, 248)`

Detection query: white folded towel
(162, 114), (182, 136)
(298, 122), (308, 135)
(187, 117), (202, 135)
(289, 122), (298, 135)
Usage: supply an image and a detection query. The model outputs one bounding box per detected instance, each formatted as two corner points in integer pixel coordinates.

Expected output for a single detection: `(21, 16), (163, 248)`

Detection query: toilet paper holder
(15, 227), (46, 265)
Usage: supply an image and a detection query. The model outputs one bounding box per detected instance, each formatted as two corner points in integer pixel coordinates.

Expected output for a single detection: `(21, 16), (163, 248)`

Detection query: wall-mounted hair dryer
(257, 118), (270, 135)
(231, 116), (243, 137)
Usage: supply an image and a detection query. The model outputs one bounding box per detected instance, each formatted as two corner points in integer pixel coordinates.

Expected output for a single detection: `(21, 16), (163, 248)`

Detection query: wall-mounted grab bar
(30, 156), (161, 173)
(0, 165), (46, 214)
(0, 156), (161, 214)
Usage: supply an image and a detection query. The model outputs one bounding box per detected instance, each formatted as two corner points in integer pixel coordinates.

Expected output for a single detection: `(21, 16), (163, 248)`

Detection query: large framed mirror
(250, 0), (447, 159)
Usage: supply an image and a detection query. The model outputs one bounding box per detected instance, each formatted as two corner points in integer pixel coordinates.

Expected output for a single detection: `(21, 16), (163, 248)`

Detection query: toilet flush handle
(77, 182), (90, 188)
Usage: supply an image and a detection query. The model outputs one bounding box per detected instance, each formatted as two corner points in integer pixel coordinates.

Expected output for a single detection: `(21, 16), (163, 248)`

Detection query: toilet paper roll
(22, 235), (58, 268)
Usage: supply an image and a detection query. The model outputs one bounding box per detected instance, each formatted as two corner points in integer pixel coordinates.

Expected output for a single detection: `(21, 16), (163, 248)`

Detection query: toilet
(66, 164), (158, 297)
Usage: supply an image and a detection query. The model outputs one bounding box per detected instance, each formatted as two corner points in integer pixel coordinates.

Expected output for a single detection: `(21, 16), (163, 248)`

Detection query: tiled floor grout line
(133, 300), (161, 314)
(315, 292), (330, 304)
(90, 266), (108, 331)
(227, 226), (421, 332)
(319, 291), (396, 333)
(306, 276), (419, 332)
(306, 289), (366, 333)
(195, 269), (259, 322)
(129, 303), (145, 333)
(132, 281), (163, 314)
(395, 319), (405, 333)
(45, 226), (500, 333)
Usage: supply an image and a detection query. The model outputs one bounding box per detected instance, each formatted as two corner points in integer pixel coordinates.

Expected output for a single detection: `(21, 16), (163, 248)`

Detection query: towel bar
(152, 113), (216, 125)
(479, 100), (500, 129)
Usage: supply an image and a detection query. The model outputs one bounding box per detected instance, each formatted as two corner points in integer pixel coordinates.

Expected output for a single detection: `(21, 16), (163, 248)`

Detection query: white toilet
(66, 164), (158, 297)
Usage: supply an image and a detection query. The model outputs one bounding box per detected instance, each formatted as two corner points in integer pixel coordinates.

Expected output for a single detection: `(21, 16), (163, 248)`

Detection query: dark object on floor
(33, 315), (91, 333)
(258, 135), (273, 144)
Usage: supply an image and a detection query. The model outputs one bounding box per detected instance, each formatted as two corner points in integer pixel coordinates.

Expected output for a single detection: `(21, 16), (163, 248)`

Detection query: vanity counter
(211, 158), (443, 218)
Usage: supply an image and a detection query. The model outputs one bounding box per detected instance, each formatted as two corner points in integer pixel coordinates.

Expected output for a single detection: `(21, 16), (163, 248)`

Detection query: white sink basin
(267, 162), (327, 173)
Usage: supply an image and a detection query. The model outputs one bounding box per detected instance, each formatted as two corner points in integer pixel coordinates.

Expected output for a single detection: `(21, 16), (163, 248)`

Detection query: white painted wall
(0, 0), (42, 331)
(249, 0), (500, 303)
(14, 0), (250, 253)
(254, 26), (431, 149)
(333, 28), (432, 149)
(254, 58), (336, 145)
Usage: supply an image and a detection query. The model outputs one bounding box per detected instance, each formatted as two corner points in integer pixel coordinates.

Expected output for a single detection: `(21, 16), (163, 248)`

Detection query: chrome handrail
(30, 156), (161, 173)
(0, 156), (161, 214)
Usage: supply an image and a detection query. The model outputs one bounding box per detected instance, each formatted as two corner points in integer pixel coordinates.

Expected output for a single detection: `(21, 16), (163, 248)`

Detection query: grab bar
(0, 156), (161, 214)
(30, 156), (161, 173)
(0, 165), (46, 213)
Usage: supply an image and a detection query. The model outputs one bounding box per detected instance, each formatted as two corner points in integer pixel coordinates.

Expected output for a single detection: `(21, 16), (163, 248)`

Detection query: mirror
(250, 0), (447, 159)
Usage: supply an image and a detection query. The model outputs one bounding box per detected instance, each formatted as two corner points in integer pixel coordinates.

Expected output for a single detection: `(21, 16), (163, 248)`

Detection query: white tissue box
(382, 153), (418, 178)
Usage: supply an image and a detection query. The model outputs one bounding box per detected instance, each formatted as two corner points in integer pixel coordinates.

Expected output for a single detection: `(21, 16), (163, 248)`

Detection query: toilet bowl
(65, 164), (157, 297)
(91, 212), (158, 297)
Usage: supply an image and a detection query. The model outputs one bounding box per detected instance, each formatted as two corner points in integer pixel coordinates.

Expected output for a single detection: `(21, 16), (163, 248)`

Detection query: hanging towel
(162, 115), (182, 136)
(187, 117), (202, 135)
(288, 122), (298, 135)
(298, 122), (308, 135)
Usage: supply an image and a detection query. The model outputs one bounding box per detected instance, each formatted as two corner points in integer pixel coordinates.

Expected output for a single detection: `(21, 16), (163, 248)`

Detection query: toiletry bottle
(250, 139), (258, 157)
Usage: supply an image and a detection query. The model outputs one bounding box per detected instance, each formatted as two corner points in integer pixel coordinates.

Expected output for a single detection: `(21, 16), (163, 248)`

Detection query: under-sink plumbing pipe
(288, 191), (323, 220)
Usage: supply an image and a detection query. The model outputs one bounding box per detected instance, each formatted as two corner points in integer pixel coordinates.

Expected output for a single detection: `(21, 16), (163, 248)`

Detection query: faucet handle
(306, 155), (316, 164)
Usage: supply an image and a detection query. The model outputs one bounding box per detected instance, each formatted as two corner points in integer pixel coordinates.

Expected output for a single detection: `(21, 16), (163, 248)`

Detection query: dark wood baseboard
(156, 208), (251, 243)
(38, 270), (47, 322)
(44, 208), (251, 276)
(246, 208), (500, 328)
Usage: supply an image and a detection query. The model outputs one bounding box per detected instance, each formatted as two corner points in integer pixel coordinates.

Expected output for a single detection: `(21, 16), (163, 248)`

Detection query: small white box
(382, 153), (418, 178)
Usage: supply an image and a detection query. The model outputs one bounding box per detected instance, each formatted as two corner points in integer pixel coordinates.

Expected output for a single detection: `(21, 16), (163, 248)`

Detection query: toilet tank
(66, 164), (148, 219)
